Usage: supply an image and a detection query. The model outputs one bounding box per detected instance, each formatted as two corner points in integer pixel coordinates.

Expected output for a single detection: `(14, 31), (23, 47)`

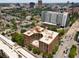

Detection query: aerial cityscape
(0, 0), (79, 58)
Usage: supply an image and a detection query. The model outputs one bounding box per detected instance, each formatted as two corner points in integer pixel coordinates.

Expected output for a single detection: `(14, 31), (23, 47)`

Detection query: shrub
(1, 32), (5, 35)
(42, 52), (48, 58)
(68, 45), (77, 58)
(32, 48), (41, 55)
(27, 44), (32, 51)
(57, 29), (65, 36)
(48, 53), (53, 58)
(52, 46), (58, 54)
(36, 49), (41, 55)
(33, 48), (37, 54)
(21, 29), (26, 33)
(11, 32), (24, 46)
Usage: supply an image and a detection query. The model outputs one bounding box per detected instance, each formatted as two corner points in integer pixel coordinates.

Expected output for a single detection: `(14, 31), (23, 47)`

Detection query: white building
(0, 35), (35, 58)
(41, 11), (69, 27)
(0, 40), (19, 58)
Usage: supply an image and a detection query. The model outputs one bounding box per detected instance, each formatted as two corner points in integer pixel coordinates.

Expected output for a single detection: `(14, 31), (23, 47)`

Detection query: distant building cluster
(29, 0), (43, 9)
(68, 6), (79, 14)
(29, 2), (35, 9)
(24, 26), (59, 53)
(41, 11), (69, 27)
(38, 0), (43, 8)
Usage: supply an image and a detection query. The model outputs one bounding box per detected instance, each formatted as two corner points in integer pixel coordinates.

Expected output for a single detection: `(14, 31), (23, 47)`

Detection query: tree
(11, 32), (24, 46)
(42, 52), (48, 58)
(42, 24), (57, 31)
(42, 52), (53, 58)
(33, 48), (37, 54)
(48, 53), (53, 58)
(11, 32), (18, 42)
(31, 20), (36, 27)
(6, 24), (10, 28)
(32, 48), (41, 55)
(21, 29), (26, 33)
(27, 44), (32, 51)
(11, 19), (17, 30)
(57, 29), (65, 36)
(1, 32), (5, 36)
(52, 46), (58, 54)
(68, 45), (77, 58)
(71, 2), (74, 15)
(36, 49), (41, 55)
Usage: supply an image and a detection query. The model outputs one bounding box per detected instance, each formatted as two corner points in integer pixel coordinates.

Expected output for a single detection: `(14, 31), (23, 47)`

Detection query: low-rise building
(24, 26), (59, 53)
(0, 35), (35, 58)
(66, 4), (79, 14)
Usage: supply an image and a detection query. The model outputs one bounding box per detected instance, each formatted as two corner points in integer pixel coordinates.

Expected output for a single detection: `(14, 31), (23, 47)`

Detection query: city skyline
(0, 0), (79, 3)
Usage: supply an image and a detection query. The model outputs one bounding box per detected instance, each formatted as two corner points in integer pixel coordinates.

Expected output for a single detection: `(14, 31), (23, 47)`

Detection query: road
(54, 20), (79, 58)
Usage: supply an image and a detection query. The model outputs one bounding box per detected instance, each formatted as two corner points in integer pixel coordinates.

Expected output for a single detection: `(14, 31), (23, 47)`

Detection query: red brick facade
(23, 26), (59, 54)
(39, 35), (59, 54)
(24, 33), (59, 54)
(24, 35), (32, 47)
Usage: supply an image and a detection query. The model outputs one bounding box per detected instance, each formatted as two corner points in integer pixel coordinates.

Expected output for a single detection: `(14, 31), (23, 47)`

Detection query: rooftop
(0, 40), (18, 58)
(31, 40), (39, 48)
(43, 11), (68, 15)
(40, 29), (59, 44)
(24, 26), (59, 45)
(24, 26), (44, 36)
(0, 35), (15, 46)
(0, 35), (35, 58)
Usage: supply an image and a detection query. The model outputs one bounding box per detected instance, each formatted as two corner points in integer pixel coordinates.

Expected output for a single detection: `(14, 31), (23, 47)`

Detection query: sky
(0, 0), (79, 3)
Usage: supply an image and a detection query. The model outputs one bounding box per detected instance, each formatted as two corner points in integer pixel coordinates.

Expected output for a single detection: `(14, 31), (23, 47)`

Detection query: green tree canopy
(68, 45), (77, 58)
(11, 32), (24, 46)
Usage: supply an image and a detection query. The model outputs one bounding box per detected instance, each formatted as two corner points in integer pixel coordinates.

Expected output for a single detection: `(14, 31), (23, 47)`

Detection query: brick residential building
(23, 26), (59, 53)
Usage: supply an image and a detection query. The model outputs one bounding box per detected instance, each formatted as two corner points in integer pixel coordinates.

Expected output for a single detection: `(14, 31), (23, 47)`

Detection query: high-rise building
(38, 0), (42, 8)
(29, 2), (35, 8)
(0, 7), (1, 18)
(41, 11), (69, 27)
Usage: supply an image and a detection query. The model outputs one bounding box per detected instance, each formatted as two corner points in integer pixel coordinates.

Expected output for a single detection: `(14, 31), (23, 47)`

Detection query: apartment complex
(41, 11), (69, 27)
(23, 26), (59, 53)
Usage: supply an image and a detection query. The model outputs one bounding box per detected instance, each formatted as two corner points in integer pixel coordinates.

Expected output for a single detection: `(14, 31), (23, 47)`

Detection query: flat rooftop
(24, 26), (44, 36)
(31, 40), (39, 48)
(40, 29), (59, 44)
(24, 26), (59, 45)
(0, 35), (35, 58)
(16, 48), (35, 58)
(45, 11), (68, 14)
(0, 35), (15, 46)
(43, 22), (57, 26)
(0, 40), (18, 58)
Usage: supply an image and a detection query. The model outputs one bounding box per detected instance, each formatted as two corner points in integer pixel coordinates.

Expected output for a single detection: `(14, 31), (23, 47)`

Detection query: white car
(64, 54), (67, 58)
